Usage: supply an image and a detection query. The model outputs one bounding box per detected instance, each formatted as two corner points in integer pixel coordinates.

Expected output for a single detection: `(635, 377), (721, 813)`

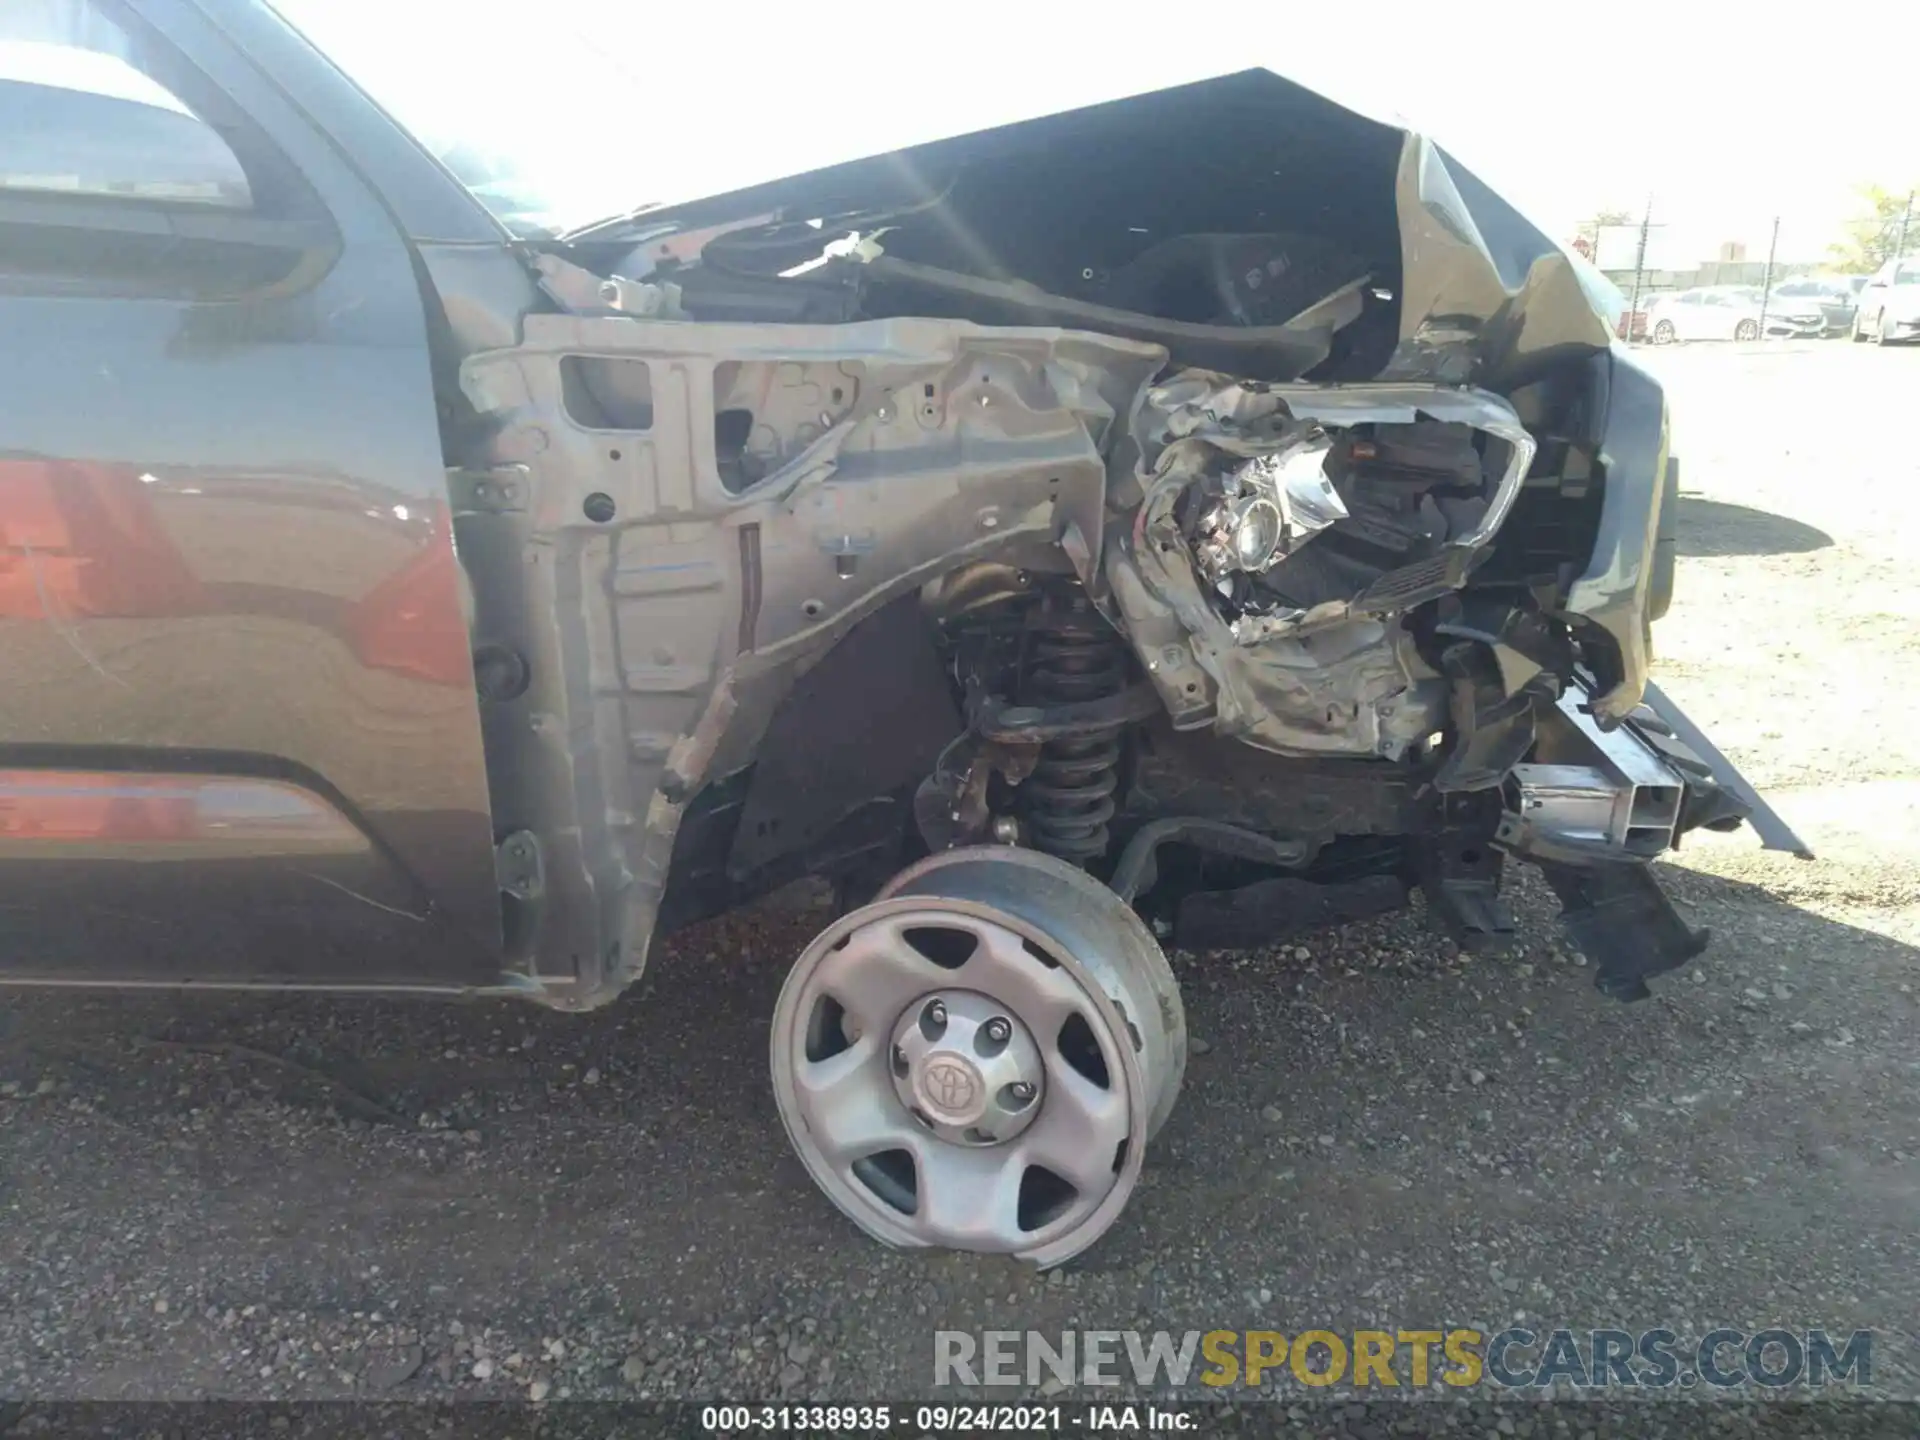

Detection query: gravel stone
(361, 1345), (422, 1391)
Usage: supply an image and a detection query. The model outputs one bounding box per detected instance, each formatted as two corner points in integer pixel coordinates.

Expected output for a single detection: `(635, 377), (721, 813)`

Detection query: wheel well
(655, 595), (962, 932)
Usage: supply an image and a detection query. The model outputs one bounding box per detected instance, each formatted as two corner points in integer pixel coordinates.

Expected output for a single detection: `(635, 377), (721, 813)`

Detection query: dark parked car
(0, 0), (1801, 1267)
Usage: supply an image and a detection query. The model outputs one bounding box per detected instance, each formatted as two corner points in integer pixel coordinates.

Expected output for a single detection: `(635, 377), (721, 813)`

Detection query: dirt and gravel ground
(3, 342), (1918, 1422)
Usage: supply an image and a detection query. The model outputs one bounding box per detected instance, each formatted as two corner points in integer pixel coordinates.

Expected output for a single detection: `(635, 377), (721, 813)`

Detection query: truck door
(0, 0), (501, 988)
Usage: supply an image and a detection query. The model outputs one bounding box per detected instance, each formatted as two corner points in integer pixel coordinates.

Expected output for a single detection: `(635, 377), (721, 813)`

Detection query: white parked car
(1646, 285), (1824, 344)
(1852, 259), (1920, 345)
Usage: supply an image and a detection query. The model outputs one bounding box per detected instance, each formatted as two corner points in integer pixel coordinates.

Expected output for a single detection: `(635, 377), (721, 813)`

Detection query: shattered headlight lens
(1230, 497), (1284, 570)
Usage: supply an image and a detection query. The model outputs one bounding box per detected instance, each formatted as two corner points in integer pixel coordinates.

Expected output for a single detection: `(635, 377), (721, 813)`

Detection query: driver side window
(1, 2), (250, 209)
(0, 0), (336, 299)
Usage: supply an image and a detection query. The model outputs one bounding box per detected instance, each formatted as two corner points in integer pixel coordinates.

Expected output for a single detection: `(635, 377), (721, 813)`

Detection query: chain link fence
(1570, 196), (1916, 344)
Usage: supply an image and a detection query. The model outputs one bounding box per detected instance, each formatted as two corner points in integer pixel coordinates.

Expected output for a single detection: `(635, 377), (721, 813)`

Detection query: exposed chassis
(456, 315), (1786, 1012)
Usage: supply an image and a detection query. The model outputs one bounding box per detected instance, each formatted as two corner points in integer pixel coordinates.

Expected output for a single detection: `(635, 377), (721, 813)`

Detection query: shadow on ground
(1675, 495), (1832, 557)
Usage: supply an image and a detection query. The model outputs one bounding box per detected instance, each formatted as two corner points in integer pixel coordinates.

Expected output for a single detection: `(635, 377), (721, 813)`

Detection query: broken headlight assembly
(1185, 433), (1346, 590)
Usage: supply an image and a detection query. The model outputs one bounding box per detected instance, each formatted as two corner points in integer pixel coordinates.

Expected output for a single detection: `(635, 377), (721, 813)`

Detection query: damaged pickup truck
(1, 0), (1805, 1265)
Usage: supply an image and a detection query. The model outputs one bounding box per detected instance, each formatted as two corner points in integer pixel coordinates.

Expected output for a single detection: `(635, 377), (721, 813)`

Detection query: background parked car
(1648, 285), (1824, 343)
(1852, 259), (1920, 345)
(1730, 286), (1826, 340)
(1768, 276), (1857, 336)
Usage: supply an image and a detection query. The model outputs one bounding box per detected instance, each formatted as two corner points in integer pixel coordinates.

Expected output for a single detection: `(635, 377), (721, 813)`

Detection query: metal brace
(495, 829), (545, 902)
(448, 465), (530, 515)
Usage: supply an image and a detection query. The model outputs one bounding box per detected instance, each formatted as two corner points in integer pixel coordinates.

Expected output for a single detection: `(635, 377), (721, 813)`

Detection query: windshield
(269, 0), (652, 235)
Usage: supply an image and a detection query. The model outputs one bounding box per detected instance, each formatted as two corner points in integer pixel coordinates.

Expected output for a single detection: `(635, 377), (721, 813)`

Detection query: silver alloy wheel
(770, 847), (1186, 1267)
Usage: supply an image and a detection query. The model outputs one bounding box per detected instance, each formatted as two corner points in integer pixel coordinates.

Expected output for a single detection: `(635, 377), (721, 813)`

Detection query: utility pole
(1628, 195), (1653, 340)
(1757, 216), (1780, 341)
(1898, 190), (1915, 263)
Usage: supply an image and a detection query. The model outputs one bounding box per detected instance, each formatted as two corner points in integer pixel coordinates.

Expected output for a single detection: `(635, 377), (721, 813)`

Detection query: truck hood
(569, 68), (1615, 390)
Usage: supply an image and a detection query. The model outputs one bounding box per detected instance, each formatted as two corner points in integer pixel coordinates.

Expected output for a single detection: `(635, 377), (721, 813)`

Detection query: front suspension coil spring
(1020, 606), (1128, 864)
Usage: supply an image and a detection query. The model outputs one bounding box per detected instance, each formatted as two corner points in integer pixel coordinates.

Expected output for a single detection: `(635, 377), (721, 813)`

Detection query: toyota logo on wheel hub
(921, 1058), (983, 1120)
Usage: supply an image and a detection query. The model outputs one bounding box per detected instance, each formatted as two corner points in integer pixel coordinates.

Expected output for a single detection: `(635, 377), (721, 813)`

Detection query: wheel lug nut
(927, 1001), (947, 1027)
(1009, 1081), (1035, 1102)
(984, 1018), (1011, 1044)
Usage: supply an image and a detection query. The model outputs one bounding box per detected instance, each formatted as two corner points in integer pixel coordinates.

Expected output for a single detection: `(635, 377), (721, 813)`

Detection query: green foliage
(1828, 185), (1918, 274)
(1577, 209), (1634, 243)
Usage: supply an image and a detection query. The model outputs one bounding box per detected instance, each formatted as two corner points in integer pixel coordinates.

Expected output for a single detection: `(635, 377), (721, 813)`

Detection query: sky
(275, 0), (1919, 266)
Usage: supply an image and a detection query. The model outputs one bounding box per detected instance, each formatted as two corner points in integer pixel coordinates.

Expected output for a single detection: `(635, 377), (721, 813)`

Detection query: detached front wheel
(1653, 319), (1676, 345)
(770, 847), (1186, 1268)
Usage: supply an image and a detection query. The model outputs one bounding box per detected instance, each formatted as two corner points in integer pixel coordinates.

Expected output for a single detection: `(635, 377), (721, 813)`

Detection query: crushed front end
(445, 67), (1809, 1263)
(455, 68), (1796, 1027)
